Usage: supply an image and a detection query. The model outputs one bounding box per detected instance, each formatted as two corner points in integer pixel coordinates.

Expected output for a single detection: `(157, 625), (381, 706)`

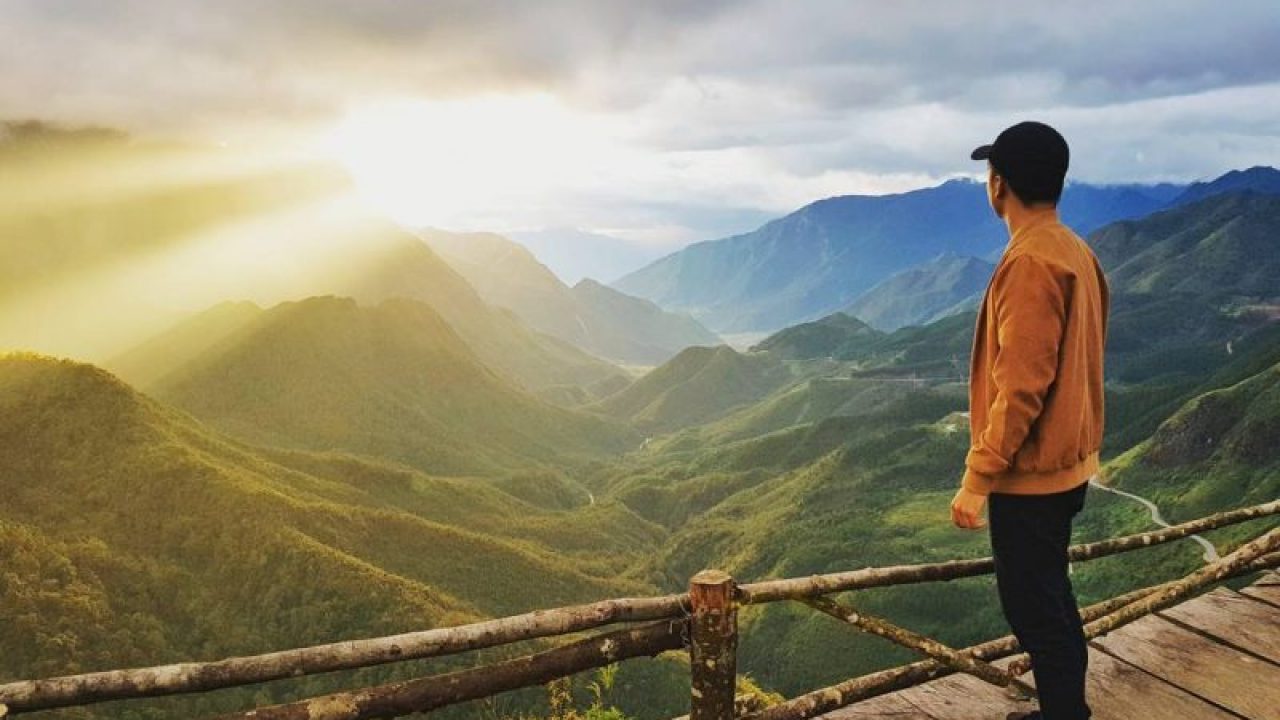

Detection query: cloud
(1, 0), (1277, 242)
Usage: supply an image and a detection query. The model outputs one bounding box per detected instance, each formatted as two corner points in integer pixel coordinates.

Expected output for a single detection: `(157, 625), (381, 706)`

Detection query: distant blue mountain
(1170, 166), (1280, 207)
(613, 176), (1193, 333)
(842, 253), (995, 331)
(1091, 191), (1280, 298)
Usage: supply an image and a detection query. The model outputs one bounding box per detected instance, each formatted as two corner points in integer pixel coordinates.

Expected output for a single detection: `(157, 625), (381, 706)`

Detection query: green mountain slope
(584, 388), (1010, 696)
(0, 353), (668, 718)
(144, 297), (639, 475)
(754, 310), (975, 378)
(1092, 192), (1280, 298)
(587, 371), (1244, 697)
(590, 345), (794, 433)
(750, 312), (883, 360)
(1106, 358), (1280, 521)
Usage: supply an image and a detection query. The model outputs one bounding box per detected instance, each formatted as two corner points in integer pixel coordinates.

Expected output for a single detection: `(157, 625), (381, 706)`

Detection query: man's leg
(989, 482), (1090, 720)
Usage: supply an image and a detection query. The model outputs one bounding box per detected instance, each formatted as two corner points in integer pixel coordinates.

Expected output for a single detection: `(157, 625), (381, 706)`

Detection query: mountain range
(5, 125), (1280, 719)
(613, 167), (1280, 333)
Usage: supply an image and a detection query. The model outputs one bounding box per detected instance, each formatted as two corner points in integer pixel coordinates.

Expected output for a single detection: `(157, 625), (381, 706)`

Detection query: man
(950, 121), (1109, 720)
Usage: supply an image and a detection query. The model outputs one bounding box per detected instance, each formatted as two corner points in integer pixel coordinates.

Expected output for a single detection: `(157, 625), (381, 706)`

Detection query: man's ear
(991, 172), (1006, 200)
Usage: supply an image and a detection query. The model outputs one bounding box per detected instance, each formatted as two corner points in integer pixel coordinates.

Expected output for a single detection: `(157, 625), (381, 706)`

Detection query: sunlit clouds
(318, 94), (625, 229)
(3, 1), (1276, 244)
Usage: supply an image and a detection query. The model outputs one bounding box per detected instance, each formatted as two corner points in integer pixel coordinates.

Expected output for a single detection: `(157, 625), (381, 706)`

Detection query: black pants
(989, 481), (1091, 720)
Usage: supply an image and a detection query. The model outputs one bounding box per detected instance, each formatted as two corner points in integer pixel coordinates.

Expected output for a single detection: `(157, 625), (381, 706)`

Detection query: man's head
(971, 121), (1069, 217)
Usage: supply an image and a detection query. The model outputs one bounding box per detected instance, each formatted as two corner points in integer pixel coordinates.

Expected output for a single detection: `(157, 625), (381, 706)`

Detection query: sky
(2, 0), (1279, 247)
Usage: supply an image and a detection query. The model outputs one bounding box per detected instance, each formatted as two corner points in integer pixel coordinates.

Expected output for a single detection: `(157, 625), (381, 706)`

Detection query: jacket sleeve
(963, 254), (1068, 494)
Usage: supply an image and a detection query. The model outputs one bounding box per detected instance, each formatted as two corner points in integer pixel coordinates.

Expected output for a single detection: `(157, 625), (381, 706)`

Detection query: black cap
(971, 121), (1069, 204)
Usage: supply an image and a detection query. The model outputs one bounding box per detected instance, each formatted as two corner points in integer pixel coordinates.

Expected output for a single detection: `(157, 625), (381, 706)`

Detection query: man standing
(951, 121), (1109, 720)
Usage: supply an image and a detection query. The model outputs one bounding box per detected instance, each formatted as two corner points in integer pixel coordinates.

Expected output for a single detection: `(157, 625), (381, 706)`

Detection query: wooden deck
(818, 572), (1280, 720)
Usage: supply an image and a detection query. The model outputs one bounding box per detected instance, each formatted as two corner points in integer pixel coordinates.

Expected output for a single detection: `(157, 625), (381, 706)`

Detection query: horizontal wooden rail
(213, 620), (687, 720)
(2, 499), (1275, 715)
(736, 498), (1279, 604)
(0, 595), (684, 714)
(747, 549), (1280, 720)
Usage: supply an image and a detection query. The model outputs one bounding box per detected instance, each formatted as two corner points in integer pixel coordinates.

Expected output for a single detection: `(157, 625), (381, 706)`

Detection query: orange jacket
(963, 213), (1109, 496)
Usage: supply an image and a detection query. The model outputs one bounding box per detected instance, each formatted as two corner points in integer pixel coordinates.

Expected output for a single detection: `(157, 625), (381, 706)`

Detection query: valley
(1, 124), (1278, 719)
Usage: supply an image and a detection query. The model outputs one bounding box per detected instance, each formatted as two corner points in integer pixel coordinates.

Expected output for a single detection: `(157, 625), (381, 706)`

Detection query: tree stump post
(690, 569), (738, 720)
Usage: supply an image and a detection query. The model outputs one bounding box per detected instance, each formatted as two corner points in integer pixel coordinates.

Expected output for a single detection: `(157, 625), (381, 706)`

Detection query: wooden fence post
(690, 569), (738, 720)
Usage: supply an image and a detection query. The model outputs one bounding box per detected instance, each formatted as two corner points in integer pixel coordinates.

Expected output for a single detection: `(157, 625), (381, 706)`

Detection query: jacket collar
(1007, 210), (1061, 249)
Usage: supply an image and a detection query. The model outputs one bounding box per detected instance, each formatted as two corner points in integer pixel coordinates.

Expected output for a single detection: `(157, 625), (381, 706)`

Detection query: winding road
(1088, 477), (1220, 563)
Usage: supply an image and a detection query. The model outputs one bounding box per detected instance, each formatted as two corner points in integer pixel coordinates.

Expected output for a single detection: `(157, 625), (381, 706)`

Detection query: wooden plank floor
(819, 572), (1280, 720)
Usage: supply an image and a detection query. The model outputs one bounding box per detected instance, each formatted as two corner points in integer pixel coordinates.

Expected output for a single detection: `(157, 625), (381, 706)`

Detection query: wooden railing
(1, 499), (1277, 720)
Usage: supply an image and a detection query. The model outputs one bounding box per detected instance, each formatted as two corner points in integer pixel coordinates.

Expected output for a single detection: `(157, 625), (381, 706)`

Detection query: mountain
(140, 296), (639, 475)
(613, 178), (1182, 334)
(0, 353), (669, 718)
(419, 229), (720, 365)
(343, 233), (632, 394)
(820, 170), (1280, 334)
(1105, 320), (1280, 457)
(752, 310), (974, 378)
(758, 189), (1280, 375)
(1050, 190), (1280, 454)
(1091, 192), (1280, 298)
(508, 227), (666, 285)
(841, 254), (995, 331)
(1170, 166), (1280, 207)
(750, 312), (883, 360)
(646, 375), (936, 458)
(417, 229), (571, 317)
(105, 301), (262, 388)
(570, 278), (721, 365)
(1055, 182), (1181, 233)
(590, 345), (795, 433)
(1106, 357), (1280, 522)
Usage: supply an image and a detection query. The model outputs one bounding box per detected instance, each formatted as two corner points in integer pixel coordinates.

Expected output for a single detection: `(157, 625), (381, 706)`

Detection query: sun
(319, 94), (612, 228)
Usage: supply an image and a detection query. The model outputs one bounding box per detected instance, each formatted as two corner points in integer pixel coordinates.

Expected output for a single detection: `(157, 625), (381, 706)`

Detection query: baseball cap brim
(970, 144), (993, 161)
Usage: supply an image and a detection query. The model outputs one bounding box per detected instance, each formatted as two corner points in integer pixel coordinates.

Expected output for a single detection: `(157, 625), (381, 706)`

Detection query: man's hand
(951, 486), (988, 530)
